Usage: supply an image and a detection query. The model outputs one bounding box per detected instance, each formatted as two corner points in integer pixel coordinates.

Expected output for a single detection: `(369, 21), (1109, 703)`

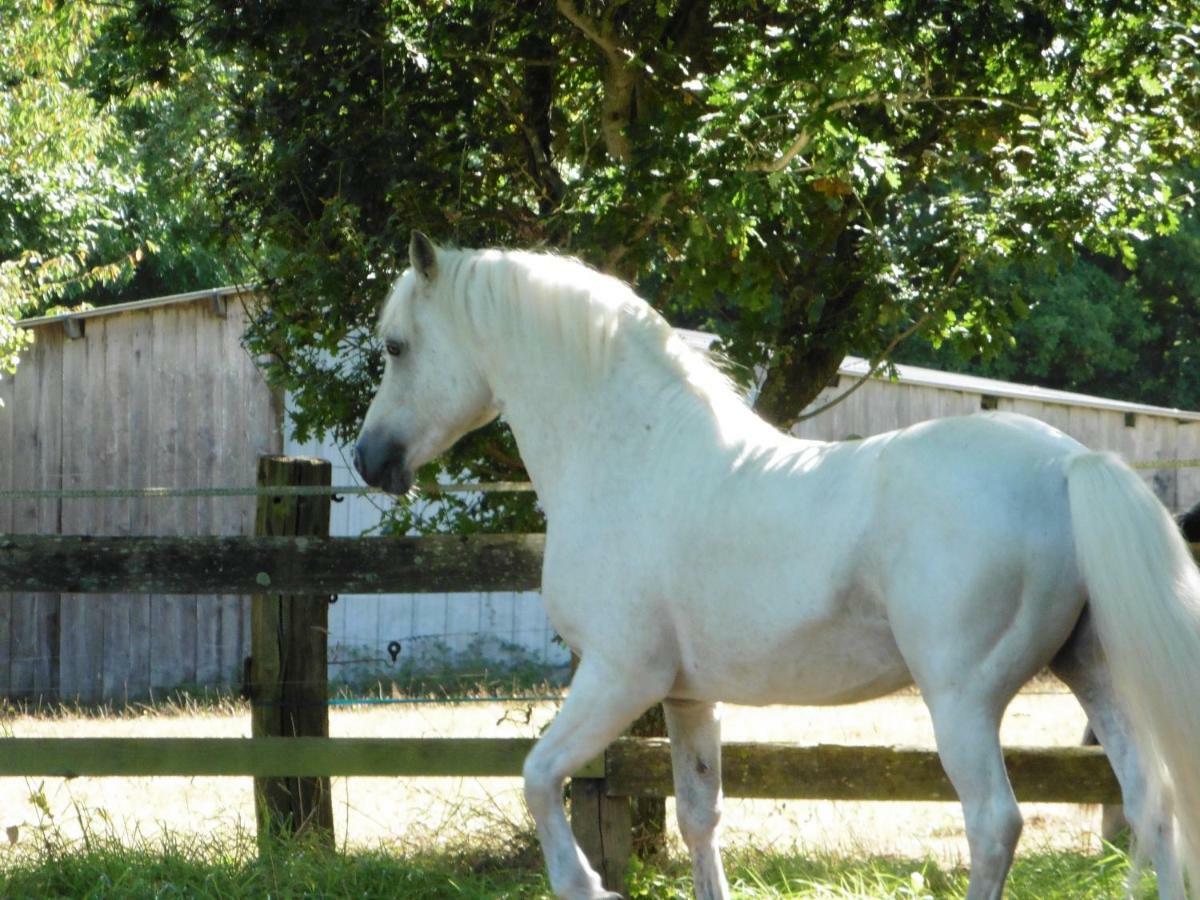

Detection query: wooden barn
(2, 289), (1199, 702)
(794, 356), (1200, 510)
(0, 288), (282, 702)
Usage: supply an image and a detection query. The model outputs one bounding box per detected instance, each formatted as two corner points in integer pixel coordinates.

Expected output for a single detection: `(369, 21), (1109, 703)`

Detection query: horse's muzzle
(353, 434), (412, 495)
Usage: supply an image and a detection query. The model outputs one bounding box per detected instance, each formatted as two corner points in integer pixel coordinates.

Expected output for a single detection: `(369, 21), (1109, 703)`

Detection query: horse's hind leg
(523, 654), (669, 900)
(923, 693), (1023, 900)
(663, 700), (729, 900)
(1081, 724), (1128, 842)
(1051, 608), (1186, 900)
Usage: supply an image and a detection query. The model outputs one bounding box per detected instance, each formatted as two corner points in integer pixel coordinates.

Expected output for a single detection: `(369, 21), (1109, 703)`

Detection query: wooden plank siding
(795, 372), (1200, 511)
(5, 331), (65, 699)
(58, 316), (106, 701)
(124, 306), (154, 699)
(0, 294), (278, 703)
(0, 354), (14, 696)
(5, 292), (1200, 703)
(148, 302), (191, 695)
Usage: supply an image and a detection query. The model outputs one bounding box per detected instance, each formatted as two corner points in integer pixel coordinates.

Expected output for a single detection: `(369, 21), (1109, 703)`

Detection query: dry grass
(0, 680), (1101, 869)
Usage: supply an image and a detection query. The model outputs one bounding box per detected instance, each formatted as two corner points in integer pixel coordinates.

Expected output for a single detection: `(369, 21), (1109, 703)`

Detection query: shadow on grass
(2, 829), (552, 899)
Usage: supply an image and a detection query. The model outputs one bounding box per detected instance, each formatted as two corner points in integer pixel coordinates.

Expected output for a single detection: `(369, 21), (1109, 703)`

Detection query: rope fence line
(1130, 458), (1200, 470)
(0, 457), (1194, 501)
(0, 482), (535, 500)
(1, 693), (568, 709)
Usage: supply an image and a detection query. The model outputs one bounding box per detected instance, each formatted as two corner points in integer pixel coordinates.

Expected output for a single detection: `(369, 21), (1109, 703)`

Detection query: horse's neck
(485, 344), (764, 517)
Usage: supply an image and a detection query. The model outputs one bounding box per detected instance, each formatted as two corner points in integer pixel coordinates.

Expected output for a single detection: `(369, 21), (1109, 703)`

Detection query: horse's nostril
(352, 443), (365, 476)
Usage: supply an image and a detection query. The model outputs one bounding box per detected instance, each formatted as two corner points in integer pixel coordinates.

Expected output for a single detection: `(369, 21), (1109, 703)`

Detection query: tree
(902, 206), (1200, 413)
(0, 1), (131, 378)
(74, 0), (1200, 529)
(0, 0), (243, 386)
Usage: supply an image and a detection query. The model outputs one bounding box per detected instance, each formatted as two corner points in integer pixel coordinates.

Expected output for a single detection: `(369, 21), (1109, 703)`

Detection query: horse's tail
(1067, 452), (1200, 886)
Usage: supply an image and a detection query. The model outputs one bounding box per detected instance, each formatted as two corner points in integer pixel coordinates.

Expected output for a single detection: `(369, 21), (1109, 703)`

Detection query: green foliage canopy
(0, 1), (130, 377)
(904, 212), (1200, 412)
(0, 0), (243, 386)
(6, 1), (1199, 528)
(83, 1), (1200, 429)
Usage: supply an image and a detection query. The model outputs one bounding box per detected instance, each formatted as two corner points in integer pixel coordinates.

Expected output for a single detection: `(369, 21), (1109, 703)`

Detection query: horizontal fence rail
(7, 535), (1196, 596)
(607, 740), (1122, 804)
(0, 737), (599, 780)
(0, 737), (1119, 803)
(0, 533), (545, 594)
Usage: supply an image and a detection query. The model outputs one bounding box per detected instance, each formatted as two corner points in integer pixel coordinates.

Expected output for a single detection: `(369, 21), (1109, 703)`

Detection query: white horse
(354, 233), (1200, 900)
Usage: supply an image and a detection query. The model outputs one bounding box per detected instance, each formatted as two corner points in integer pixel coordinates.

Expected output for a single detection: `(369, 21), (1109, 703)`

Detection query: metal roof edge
(838, 356), (1200, 422)
(18, 285), (259, 328)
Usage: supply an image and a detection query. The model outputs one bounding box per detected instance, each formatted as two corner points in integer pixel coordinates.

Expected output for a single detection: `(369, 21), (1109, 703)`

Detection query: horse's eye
(385, 340), (406, 358)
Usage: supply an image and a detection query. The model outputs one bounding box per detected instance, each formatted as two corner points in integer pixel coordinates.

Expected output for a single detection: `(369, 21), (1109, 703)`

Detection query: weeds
(0, 802), (1157, 899)
(0, 688), (1150, 898)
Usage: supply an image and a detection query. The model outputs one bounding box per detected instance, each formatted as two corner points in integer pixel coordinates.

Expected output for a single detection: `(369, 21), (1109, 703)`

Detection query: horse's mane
(438, 247), (747, 413)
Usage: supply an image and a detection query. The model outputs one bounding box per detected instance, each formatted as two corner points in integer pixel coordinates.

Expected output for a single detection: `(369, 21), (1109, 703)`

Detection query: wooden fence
(0, 525), (1130, 891)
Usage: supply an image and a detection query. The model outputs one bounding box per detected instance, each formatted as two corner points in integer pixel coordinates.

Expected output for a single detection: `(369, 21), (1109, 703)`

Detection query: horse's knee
(523, 748), (564, 815)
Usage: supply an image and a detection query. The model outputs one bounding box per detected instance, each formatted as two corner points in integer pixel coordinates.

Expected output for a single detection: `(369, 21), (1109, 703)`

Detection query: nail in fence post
(248, 455), (335, 849)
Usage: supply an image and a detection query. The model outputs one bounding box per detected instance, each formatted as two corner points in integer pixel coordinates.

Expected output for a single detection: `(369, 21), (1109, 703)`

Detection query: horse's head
(353, 232), (499, 494)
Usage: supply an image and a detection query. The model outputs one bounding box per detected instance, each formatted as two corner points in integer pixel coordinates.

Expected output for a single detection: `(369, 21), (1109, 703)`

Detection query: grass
(1, 688), (1135, 897)
(0, 818), (1157, 899)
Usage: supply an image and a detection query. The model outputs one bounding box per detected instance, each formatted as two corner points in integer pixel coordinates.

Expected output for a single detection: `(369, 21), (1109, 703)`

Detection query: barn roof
(836, 356), (1200, 423)
(17, 285), (253, 329)
(19, 294), (1200, 423)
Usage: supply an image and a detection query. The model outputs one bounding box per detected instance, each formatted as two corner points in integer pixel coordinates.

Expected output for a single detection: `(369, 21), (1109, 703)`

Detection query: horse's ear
(409, 231), (437, 283)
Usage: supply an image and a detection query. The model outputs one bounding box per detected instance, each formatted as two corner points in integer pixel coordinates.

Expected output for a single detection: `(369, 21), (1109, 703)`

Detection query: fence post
(628, 705), (667, 854)
(248, 455), (335, 848)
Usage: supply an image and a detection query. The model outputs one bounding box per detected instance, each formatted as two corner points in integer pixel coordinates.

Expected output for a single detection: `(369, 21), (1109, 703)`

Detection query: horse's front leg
(523, 654), (668, 900)
(664, 699), (730, 900)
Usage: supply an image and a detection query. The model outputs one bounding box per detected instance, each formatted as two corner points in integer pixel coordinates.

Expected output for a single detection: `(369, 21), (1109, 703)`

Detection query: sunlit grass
(1, 688), (1132, 897)
(0, 815), (1154, 900)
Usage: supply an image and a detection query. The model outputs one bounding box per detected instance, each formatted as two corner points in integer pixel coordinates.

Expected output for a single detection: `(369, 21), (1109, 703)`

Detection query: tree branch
(555, 0), (622, 67)
(556, 0), (635, 163)
(748, 128), (811, 173)
(749, 91), (1033, 175)
(794, 311), (933, 424)
(605, 191), (674, 272)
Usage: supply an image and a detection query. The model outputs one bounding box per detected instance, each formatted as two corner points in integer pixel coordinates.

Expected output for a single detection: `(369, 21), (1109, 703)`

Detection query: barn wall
(283, 434), (568, 684)
(795, 375), (1200, 510)
(0, 297), (282, 703)
(5, 300), (1200, 702)
(0, 329), (63, 699)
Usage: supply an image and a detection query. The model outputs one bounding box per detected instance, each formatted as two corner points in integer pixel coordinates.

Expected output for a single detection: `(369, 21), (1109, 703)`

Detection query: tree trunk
(754, 343), (848, 431)
(753, 216), (867, 429)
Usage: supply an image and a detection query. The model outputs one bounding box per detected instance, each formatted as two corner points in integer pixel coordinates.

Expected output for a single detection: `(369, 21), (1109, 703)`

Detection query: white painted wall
(282, 432), (569, 684)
